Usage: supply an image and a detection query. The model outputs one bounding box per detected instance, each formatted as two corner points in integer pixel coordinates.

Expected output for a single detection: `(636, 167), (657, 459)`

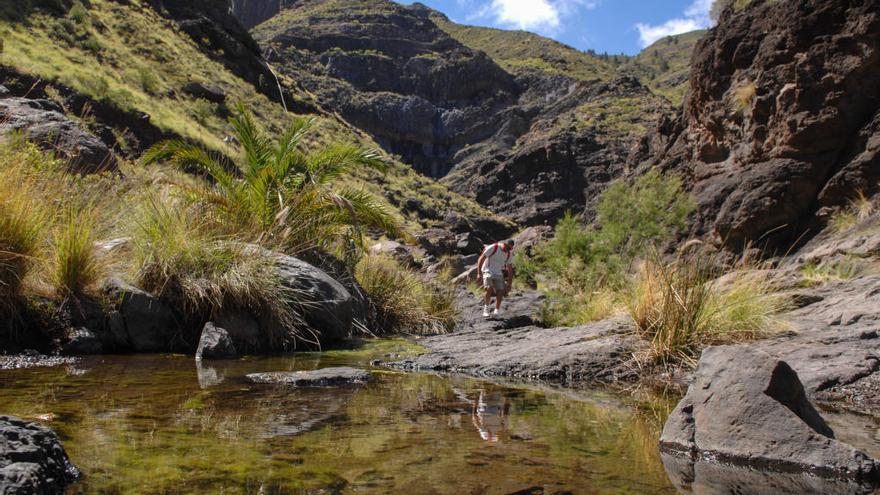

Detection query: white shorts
(483, 274), (506, 291)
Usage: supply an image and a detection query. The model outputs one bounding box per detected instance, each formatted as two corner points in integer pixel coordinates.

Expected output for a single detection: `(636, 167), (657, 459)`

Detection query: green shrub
(523, 169), (695, 325)
(355, 254), (455, 335)
(68, 1), (89, 24)
(135, 66), (161, 95)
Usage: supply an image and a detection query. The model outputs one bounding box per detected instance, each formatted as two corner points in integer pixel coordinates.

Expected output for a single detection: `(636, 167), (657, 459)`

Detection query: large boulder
(0, 97), (117, 173)
(247, 367), (373, 387)
(271, 252), (353, 342)
(426, 254), (478, 278)
(195, 322), (238, 360)
(0, 416), (79, 494)
(660, 345), (879, 481)
(102, 278), (176, 352)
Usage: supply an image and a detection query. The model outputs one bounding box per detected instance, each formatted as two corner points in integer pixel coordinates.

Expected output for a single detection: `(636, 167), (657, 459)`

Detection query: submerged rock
(247, 367), (373, 387)
(0, 416), (79, 494)
(195, 323), (238, 360)
(61, 327), (103, 356)
(660, 346), (879, 481)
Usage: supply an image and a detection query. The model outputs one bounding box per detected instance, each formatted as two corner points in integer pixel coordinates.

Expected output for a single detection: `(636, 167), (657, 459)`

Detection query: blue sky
(397, 0), (714, 55)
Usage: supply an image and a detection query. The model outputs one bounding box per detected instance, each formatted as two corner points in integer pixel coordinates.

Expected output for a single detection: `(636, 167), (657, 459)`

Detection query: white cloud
(635, 0), (714, 48)
(469, 0), (599, 33)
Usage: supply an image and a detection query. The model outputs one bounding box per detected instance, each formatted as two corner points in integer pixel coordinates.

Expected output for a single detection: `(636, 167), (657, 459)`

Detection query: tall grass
(129, 194), (307, 347)
(628, 253), (787, 367)
(355, 254), (456, 335)
(524, 170), (695, 326)
(0, 171), (47, 314)
(51, 208), (101, 298)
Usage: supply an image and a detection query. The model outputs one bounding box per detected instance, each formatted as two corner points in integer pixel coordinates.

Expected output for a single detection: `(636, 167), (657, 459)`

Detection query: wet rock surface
(195, 322), (238, 360)
(102, 277), (176, 353)
(0, 416), (79, 494)
(660, 346), (878, 480)
(247, 367), (374, 387)
(389, 290), (637, 385)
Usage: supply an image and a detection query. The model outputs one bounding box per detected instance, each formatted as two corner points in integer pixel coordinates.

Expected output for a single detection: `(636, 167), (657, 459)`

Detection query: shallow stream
(0, 340), (680, 494)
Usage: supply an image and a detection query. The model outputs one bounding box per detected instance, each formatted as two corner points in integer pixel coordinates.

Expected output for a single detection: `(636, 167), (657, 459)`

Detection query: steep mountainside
(621, 30), (705, 105)
(640, 0), (880, 252)
(0, 0), (510, 236)
(251, 0), (678, 226)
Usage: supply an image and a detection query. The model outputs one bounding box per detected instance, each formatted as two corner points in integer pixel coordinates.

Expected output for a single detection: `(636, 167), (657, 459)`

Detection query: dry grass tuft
(628, 253), (787, 367)
(355, 254), (456, 335)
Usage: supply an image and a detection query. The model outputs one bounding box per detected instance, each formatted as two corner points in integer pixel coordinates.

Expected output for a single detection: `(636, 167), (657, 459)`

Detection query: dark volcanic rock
(247, 367), (373, 387)
(662, 452), (879, 495)
(0, 97), (117, 173)
(103, 278), (176, 353)
(660, 346), (878, 481)
(0, 416), (79, 494)
(644, 0), (880, 251)
(61, 327), (103, 356)
(272, 252), (353, 342)
(228, 0), (298, 29)
(182, 81), (226, 103)
(389, 290), (637, 385)
(195, 322), (238, 360)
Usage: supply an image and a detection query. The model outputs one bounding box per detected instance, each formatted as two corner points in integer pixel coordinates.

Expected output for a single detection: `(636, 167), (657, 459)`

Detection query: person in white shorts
(476, 239), (515, 317)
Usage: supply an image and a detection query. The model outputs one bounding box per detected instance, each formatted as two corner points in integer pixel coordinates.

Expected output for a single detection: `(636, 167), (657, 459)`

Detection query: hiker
(476, 239), (515, 317)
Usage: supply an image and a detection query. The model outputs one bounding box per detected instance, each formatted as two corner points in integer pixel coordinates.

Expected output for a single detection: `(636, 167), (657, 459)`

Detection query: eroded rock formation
(642, 0), (880, 251)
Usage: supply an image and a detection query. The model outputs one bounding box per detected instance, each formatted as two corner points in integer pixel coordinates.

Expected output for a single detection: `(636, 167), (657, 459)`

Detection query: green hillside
(622, 30), (706, 104)
(428, 11), (618, 81)
(0, 0), (508, 233)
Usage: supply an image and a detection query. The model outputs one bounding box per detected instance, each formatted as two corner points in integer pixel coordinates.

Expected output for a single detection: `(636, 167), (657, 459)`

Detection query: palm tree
(142, 104), (399, 252)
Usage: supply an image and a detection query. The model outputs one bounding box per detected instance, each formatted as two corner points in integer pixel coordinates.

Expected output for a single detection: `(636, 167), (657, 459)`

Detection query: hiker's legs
(495, 291), (503, 310)
(483, 286), (494, 306)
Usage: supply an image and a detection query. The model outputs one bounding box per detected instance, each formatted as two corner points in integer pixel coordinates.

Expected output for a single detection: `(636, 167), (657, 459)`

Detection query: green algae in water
(0, 340), (677, 494)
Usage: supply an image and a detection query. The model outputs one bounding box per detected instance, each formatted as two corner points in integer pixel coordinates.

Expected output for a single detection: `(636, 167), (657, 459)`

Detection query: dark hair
(505, 239), (515, 247)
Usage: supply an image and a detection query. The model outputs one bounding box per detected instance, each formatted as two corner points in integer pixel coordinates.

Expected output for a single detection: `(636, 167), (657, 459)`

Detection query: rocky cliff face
(250, 0), (674, 226)
(642, 0), (880, 251)
(227, 0), (298, 29)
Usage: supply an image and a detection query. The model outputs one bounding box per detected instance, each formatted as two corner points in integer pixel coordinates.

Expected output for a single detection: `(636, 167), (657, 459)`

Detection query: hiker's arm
(476, 253), (486, 281)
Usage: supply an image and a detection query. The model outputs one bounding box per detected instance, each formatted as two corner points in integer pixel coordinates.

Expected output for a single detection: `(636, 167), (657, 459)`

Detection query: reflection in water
(661, 453), (878, 495)
(0, 348), (679, 494)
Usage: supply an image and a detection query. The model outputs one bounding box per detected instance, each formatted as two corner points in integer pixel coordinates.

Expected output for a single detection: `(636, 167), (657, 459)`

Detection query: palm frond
(306, 145), (387, 186)
(329, 188), (401, 237)
(229, 103), (273, 179)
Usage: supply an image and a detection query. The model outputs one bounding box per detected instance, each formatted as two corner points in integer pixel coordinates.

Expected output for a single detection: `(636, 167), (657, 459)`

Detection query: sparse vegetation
(51, 208), (101, 298)
(730, 80), (756, 114)
(355, 254), (456, 335)
(829, 190), (876, 232)
(628, 253), (786, 366)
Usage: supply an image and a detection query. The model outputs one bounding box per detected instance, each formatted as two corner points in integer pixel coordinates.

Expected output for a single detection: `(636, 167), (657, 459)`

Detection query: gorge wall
(642, 0), (880, 251)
